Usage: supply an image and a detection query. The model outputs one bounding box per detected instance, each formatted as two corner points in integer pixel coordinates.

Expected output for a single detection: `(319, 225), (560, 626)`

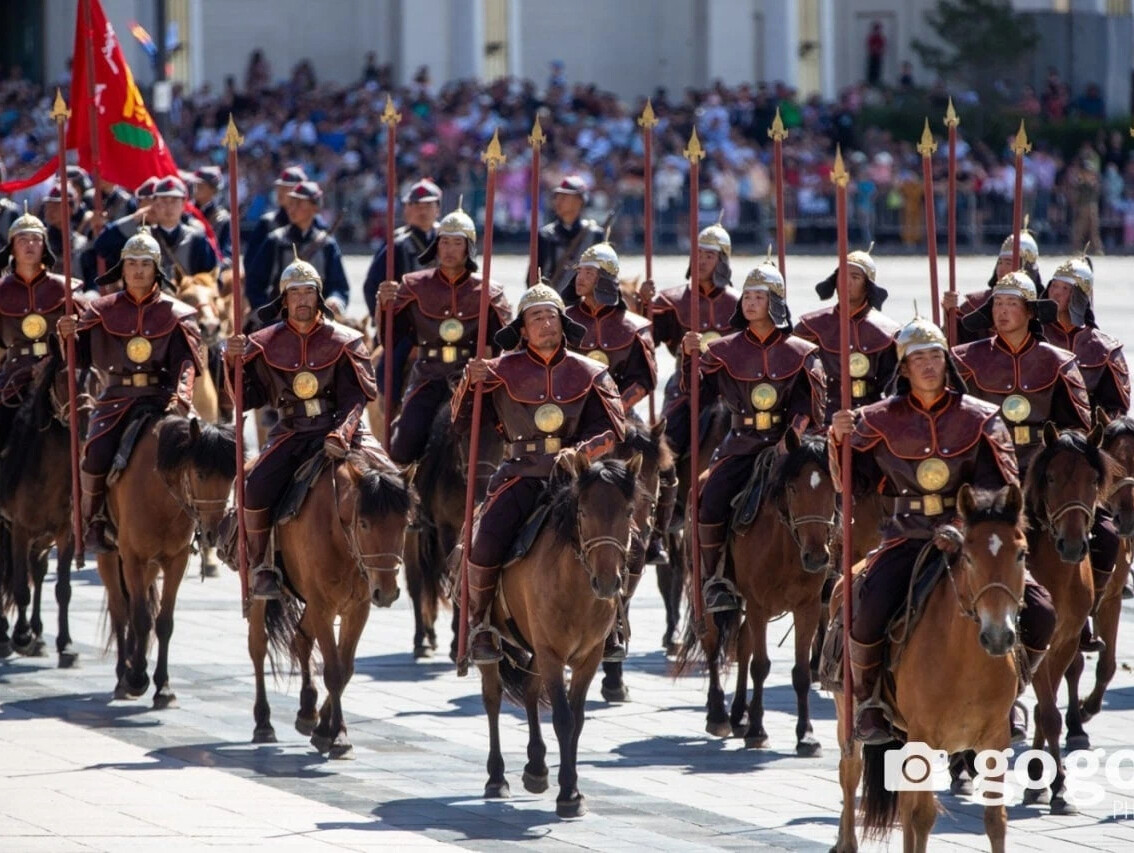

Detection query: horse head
(342, 456), (412, 609)
(155, 415), (238, 546)
(774, 429), (836, 573)
(1099, 409), (1134, 537)
(955, 483), (1028, 656)
(554, 452), (641, 601)
(615, 418), (672, 564)
(177, 273), (224, 344)
(1028, 422), (1118, 563)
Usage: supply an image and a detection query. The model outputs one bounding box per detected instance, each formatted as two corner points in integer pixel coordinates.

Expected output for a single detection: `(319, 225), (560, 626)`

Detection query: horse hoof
(1022, 787), (1050, 806)
(310, 732), (333, 754)
(810, 667), (821, 684)
(413, 644), (434, 660)
(950, 778), (974, 796)
(796, 736), (822, 758)
(730, 723), (747, 738)
(14, 635), (46, 657)
(484, 780), (511, 799)
(152, 689), (178, 710)
(295, 714), (317, 737)
(706, 719), (732, 738)
(252, 726), (277, 744)
(0, 638), (11, 658)
(57, 648), (80, 669)
(201, 561), (219, 579)
(1050, 796), (1079, 816)
(556, 794), (587, 819)
(744, 734), (770, 750)
(601, 683), (630, 703)
(1065, 734), (1091, 752)
(328, 737), (354, 760)
(522, 769), (549, 794)
(125, 675), (150, 698)
(665, 641), (682, 659)
(112, 681), (131, 701)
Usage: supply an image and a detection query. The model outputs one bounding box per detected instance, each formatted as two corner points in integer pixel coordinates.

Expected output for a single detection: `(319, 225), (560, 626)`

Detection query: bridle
(574, 507), (631, 579)
(938, 525), (1025, 626)
(329, 462), (404, 576)
(778, 482), (837, 552)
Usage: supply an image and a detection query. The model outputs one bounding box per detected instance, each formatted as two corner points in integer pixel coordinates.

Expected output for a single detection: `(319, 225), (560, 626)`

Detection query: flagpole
(944, 98), (959, 345)
(1009, 120), (1031, 271)
(456, 130), (506, 676)
(380, 96), (400, 450)
(223, 116), (249, 609)
(81, 0), (105, 273)
(527, 116), (545, 286)
(51, 91), (84, 570)
(684, 127), (705, 632)
(638, 99), (658, 425)
(769, 106), (788, 288)
(917, 119), (941, 327)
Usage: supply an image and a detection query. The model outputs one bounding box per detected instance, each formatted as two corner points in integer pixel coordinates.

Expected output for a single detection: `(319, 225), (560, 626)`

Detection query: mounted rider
(57, 227), (203, 552)
(682, 256), (826, 613)
(830, 315), (1056, 744)
(944, 229), (1041, 345)
(224, 254), (390, 600)
(453, 283), (626, 665)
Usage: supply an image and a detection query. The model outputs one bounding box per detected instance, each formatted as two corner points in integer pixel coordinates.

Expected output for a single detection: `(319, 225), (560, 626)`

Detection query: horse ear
(957, 483), (976, 518)
(783, 427), (801, 453)
(651, 417), (668, 441)
(1004, 483), (1023, 518)
(573, 451), (590, 480)
(189, 416), (201, 442)
(1042, 422), (1059, 447)
(402, 461), (419, 486)
(626, 452), (643, 478)
(556, 451), (580, 480)
(1087, 421), (1104, 448)
(1095, 407), (1111, 429)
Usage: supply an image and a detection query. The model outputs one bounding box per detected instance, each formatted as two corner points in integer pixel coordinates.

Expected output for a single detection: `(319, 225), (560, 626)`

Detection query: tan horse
(248, 453), (411, 756)
(175, 272), (228, 423)
(831, 484), (1028, 853)
(99, 414), (236, 706)
(478, 454), (641, 817)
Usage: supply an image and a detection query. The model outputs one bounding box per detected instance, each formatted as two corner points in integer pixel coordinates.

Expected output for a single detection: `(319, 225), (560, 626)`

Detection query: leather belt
(422, 346), (472, 364)
(14, 343), (49, 357)
(108, 373), (159, 388)
(1010, 424), (1037, 446)
(732, 413), (783, 431)
(281, 398), (329, 418)
(883, 494), (957, 518)
(504, 437), (562, 459)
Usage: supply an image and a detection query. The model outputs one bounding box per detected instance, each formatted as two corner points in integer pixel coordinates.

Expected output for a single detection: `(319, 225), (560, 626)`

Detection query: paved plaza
(4, 253), (1134, 852)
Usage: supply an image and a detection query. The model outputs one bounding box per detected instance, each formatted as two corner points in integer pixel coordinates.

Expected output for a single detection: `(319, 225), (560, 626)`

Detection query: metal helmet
(516, 282), (566, 317)
(7, 206), (48, 243)
(846, 245), (877, 283)
(1047, 252), (1094, 328)
(895, 314), (948, 362)
(731, 252), (790, 329)
(697, 223), (731, 258)
(998, 230), (1040, 268)
(495, 281), (586, 351)
(279, 245), (323, 292)
(991, 270), (1039, 303)
(815, 242), (888, 309)
(120, 227), (162, 265)
(964, 269), (1058, 335)
(577, 241), (619, 278)
(418, 198), (478, 271)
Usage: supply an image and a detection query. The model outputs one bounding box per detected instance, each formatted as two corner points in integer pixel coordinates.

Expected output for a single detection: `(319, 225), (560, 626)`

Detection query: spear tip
(768, 106), (788, 141)
(830, 145), (849, 187)
(223, 114), (244, 150)
(50, 88), (70, 123)
(683, 127), (704, 163)
(638, 98), (658, 129)
(481, 128), (507, 170)
(528, 114), (547, 148)
(1011, 119), (1032, 156)
(944, 96), (959, 128)
(381, 94), (402, 127)
(917, 117), (938, 157)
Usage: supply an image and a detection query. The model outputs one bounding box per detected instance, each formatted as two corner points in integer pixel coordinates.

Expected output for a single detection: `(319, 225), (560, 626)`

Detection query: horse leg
(405, 533), (430, 658)
(729, 617), (752, 735)
(323, 600), (369, 759)
(744, 615), (772, 749)
(247, 599), (276, 743)
(539, 658), (581, 818)
(9, 527), (39, 655)
(1081, 588), (1122, 722)
(480, 662), (509, 798)
(29, 547), (46, 653)
(293, 609), (318, 736)
(704, 620), (731, 737)
(522, 664), (549, 794)
(792, 602), (822, 756)
(1063, 651), (1090, 751)
(1026, 639), (1076, 814)
(310, 615), (345, 757)
(152, 550), (188, 709)
(121, 554), (153, 698)
(54, 540), (78, 668)
(557, 652), (599, 819)
(901, 789), (938, 853)
(96, 553), (131, 699)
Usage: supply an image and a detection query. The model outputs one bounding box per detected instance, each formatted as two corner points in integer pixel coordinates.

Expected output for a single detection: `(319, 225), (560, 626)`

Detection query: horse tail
(263, 596), (303, 677)
(860, 741), (901, 838)
(415, 521), (442, 626)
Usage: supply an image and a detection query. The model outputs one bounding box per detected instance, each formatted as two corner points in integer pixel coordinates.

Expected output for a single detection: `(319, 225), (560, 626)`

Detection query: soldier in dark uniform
(533, 176), (606, 296)
(244, 165), (308, 267)
(191, 167), (232, 264)
(85, 178), (156, 293)
(57, 228), (203, 552)
(224, 257), (387, 600)
(944, 230), (1041, 344)
(682, 258), (826, 612)
(454, 284), (626, 664)
(952, 271), (1115, 652)
(378, 206), (512, 469)
(40, 184), (94, 287)
(830, 315), (1056, 744)
(796, 246), (899, 421)
(245, 181), (348, 315)
(81, 179), (135, 241)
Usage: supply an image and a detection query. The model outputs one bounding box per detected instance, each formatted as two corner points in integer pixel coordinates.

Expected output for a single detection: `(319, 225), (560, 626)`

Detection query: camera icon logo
(883, 742), (949, 791)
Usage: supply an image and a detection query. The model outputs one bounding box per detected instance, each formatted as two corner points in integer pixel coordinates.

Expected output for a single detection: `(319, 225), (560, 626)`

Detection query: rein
(938, 527), (1025, 625)
(329, 461), (403, 575)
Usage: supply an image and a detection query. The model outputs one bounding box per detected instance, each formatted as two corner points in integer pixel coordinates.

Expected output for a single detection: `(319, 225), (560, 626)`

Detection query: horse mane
(962, 486), (1027, 530)
(769, 431), (828, 497)
(621, 418), (675, 471)
(353, 461), (412, 518)
(1103, 414), (1134, 443)
(0, 355), (63, 497)
(547, 458), (637, 546)
(155, 416), (238, 480)
(1023, 429), (1122, 513)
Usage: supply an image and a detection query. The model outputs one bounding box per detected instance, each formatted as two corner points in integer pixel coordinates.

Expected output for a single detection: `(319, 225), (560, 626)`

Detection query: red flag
(68, 0), (178, 189)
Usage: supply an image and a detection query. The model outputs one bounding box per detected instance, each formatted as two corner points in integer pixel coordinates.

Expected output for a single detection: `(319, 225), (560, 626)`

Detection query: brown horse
(176, 272), (229, 424)
(479, 454), (641, 817)
(99, 413), (237, 706)
(0, 355), (84, 665)
(831, 484), (1028, 853)
(249, 453), (411, 756)
(1062, 411), (1134, 750)
(1021, 422), (1119, 813)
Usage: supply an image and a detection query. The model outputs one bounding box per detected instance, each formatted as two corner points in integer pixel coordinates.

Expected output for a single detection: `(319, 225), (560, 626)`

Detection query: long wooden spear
(944, 98), (959, 345)
(380, 96), (401, 449)
(223, 116), (249, 607)
(831, 145), (855, 756)
(50, 91), (84, 569)
(639, 99), (658, 425)
(685, 127), (705, 631)
(456, 130), (506, 676)
(528, 116), (545, 286)
(769, 106), (789, 288)
(917, 119), (941, 327)
(80, 0), (105, 275)
(1009, 120), (1031, 271)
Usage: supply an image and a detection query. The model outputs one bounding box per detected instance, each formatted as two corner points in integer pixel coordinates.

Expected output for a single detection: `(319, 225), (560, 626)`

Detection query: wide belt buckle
(922, 494), (944, 517)
(851, 379), (867, 399)
(544, 437), (562, 454)
(304, 399), (322, 417)
(441, 345), (458, 364)
(755, 412), (772, 430)
(1013, 425), (1032, 446)
(130, 373), (149, 387)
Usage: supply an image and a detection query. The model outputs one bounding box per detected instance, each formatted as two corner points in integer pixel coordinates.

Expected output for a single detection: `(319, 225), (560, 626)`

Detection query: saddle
(273, 438), (328, 526)
(504, 502), (552, 567)
(107, 405), (163, 486)
(730, 445), (779, 532)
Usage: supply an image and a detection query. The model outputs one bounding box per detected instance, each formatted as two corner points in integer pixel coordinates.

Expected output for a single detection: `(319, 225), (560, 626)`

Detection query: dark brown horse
(684, 432), (836, 754)
(1021, 422), (1120, 814)
(832, 484), (1028, 853)
(1063, 411), (1134, 750)
(99, 414), (236, 706)
(0, 355), (84, 665)
(479, 454), (641, 817)
(249, 453), (411, 756)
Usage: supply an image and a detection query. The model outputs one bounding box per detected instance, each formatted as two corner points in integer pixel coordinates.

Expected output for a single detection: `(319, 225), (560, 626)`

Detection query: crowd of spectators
(3, 54), (1134, 254)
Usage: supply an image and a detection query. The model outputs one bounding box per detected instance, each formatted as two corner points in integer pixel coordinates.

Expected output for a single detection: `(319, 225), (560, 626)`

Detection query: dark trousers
(375, 337), (414, 400)
(468, 476), (545, 568)
(697, 454), (751, 524)
(81, 402), (150, 475)
(1091, 508), (1119, 577)
(389, 379), (448, 465)
(663, 397), (690, 459)
(244, 432), (325, 512)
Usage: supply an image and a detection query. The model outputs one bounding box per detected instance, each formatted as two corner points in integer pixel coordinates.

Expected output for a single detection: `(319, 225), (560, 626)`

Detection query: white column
(449, 0), (484, 80)
(507, 0), (522, 79)
(818, 0), (835, 100)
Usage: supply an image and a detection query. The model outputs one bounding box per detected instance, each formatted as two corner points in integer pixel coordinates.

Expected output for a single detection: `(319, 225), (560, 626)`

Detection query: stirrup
(854, 700), (896, 745)
(703, 576), (741, 613)
(250, 565), (284, 601)
(468, 624), (503, 665)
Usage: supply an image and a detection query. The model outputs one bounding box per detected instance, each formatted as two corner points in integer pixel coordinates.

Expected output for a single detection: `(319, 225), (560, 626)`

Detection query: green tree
(911, 0), (1039, 102)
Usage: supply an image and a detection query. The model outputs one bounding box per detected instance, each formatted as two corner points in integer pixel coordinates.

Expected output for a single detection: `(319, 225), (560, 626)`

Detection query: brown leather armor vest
(397, 268), (509, 367)
(0, 270), (70, 401)
(566, 302), (653, 384)
(795, 303), (899, 410)
(1044, 323), (1131, 414)
(657, 283), (738, 338)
